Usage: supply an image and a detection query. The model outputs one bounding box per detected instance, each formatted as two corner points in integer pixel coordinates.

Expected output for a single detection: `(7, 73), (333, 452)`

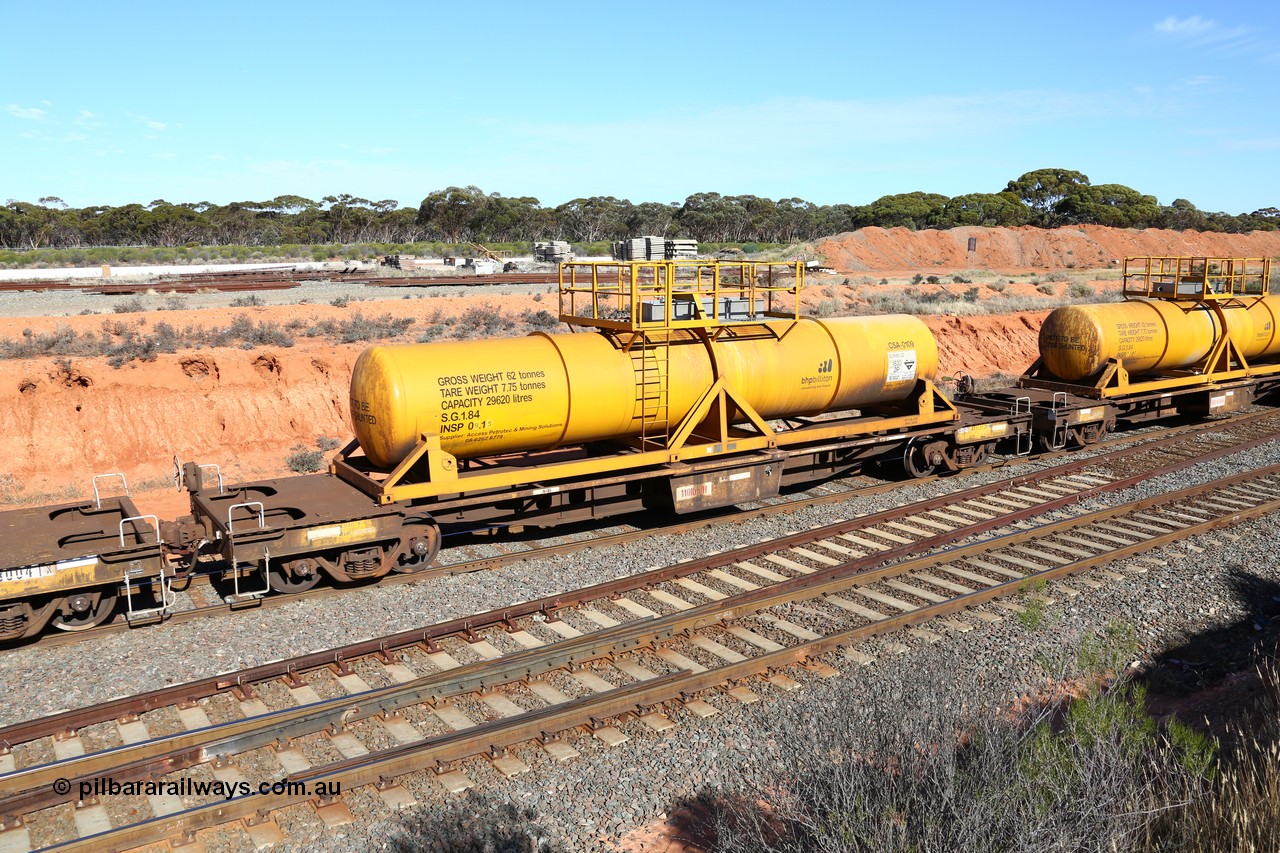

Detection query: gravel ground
(0, 263), (557, 319)
(1, 431), (1193, 725)
(4, 426), (1280, 851)
(331, 443), (1280, 853)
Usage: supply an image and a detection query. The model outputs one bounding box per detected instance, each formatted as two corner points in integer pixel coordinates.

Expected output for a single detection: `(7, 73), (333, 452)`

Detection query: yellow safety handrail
(1122, 256), (1270, 301)
(557, 260), (804, 331)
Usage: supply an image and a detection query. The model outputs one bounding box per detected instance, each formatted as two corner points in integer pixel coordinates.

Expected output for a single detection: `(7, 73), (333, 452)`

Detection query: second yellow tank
(1039, 297), (1280, 382)
(349, 315), (939, 468)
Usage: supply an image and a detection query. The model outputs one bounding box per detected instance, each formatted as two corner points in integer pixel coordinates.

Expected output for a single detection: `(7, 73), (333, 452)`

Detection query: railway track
(2, 420), (1280, 849)
(362, 272), (560, 287)
(16, 408), (1280, 651)
(0, 268), (559, 295)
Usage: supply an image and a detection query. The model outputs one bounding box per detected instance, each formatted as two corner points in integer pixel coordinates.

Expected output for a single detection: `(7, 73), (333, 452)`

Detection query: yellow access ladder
(631, 333), (670, 450)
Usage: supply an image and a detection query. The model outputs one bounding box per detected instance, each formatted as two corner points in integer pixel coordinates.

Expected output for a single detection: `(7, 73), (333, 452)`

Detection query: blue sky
(3, 1), (1277, 214)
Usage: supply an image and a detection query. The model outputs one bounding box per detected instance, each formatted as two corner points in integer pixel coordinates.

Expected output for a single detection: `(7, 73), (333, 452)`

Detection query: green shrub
(285, 446), (325, 473)
(113, 297), (148, 313)
(457, 305), (515, 337)
(335, 312), (414, 343)
(416, 325), (450, 342)
(521, 309), (560, 331)
(813, 298), (840, 317)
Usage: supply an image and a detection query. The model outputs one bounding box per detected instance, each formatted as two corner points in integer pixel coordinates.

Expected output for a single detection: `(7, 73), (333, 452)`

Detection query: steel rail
(35, 462), (1280, 852)
(20, 408), (1280, 652)
(1, 444), (1260, 809)
(2, 414), (1276, 751)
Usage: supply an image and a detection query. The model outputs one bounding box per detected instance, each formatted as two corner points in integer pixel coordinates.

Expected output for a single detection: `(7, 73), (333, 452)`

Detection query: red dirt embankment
(815, 224), (1280, 272)
(3, 225), (1276, 518)
(0, 312), (1046, 518)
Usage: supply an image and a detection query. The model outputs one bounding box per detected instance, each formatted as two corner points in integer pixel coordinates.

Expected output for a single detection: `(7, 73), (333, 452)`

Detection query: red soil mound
(4, 225), (1274, 517)
(816, 224), (1280, 273)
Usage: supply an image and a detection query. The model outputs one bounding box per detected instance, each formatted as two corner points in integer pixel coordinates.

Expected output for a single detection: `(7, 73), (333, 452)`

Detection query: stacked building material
(613, 237), (649, 260)
(611, 236), (699, 261)
(534, 241), (574, 263)
(665, 238), (698, 259)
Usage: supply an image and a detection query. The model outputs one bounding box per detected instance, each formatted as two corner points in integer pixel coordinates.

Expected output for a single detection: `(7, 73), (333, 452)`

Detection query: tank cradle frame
(1022, 257), (1280, 400)
(331, 373), (962, 506)
(974, 258), (1280, 452)
(336, 259), (976, 506)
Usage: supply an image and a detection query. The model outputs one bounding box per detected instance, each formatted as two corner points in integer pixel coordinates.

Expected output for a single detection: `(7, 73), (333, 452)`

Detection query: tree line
(2, 168), (1275, 251)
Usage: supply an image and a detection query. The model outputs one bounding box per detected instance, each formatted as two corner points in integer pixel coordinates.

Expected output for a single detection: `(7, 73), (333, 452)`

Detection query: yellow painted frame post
(663, 376), (777, 455)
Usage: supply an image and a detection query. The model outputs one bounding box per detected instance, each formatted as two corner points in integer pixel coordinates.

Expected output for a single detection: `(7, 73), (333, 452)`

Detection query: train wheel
(269, 559), (322, 594)
(50, 589), (117, 632)
(393, 518), (441, 574)
(902, 439), (943, 479)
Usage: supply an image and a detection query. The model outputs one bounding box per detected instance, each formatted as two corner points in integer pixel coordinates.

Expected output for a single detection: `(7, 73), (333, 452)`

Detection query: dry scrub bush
(458, 305), (516, 338)
(284, 446), (324, 474)
(0, 310), (430, 366)
(693, 633), (1215, 853)
(1160, 664), (1280, 852)
(845, 287), (1121, 319)
(389, 793), (562, 852)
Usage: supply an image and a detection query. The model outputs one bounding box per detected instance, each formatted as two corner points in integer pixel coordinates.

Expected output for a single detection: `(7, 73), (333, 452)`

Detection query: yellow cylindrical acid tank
(1039, 297), (1280, 382)
(349, 316), (939, 468)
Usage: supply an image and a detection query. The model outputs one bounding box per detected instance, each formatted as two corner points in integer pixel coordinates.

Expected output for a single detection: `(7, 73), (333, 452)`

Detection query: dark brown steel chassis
(6, 416), (1275, 746)
(17, 408), (1277, 652)
(3, 422), (1277, 803)
(11, 455), (1280, 850)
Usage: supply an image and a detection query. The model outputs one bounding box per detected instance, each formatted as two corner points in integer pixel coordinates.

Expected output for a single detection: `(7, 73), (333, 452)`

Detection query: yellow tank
(1039, 297), (1280, 382)
(349, 316), (939, 468)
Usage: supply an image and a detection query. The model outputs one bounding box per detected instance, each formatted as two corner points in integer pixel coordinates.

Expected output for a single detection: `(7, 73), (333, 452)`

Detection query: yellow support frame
(1021, 297), (1280, 399)
(331, 258), (960, 505)
(332, 379), (959, 505)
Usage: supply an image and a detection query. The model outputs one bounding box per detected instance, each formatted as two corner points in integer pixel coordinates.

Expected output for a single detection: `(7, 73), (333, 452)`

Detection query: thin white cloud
(1227, 137), (1280, 151)
(6, 103), (45, 120)
(1152, 15), (1268, 57)
(125, 112), (168, 131)
(1154, 15), (1215, 36)
(511, 90), (1154, 159)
